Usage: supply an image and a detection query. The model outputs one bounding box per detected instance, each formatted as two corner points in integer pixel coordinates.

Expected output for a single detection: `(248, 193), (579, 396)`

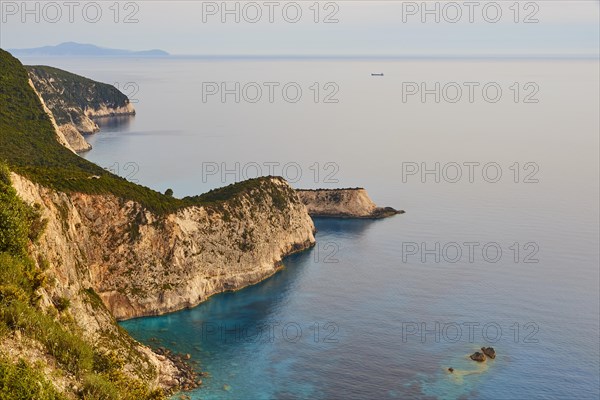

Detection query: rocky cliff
(296, 188), (403, 218)
(12, 174), (315, 320)
(26, 65), (135, 152)
(0, 48), (315, 398)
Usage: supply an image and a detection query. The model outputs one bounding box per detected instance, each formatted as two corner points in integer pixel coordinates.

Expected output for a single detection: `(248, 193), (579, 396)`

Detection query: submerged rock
(470, 352), (486, 362)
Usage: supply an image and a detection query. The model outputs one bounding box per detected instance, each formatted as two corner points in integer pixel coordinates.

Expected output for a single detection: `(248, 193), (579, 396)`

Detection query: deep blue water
(18, 56), (599, 399)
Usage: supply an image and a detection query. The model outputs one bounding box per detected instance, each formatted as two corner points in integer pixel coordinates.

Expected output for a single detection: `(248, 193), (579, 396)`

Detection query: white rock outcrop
(296, 188), (402, 218)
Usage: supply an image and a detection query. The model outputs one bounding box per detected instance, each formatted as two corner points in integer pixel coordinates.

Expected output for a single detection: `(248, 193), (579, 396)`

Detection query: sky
(0, 0), (598, 56)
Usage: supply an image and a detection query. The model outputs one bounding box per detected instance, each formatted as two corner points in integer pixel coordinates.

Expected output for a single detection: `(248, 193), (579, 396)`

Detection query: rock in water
(448, 367), (454, 373)
(470, 352), (486, 362)
(481, 347), (496, 359)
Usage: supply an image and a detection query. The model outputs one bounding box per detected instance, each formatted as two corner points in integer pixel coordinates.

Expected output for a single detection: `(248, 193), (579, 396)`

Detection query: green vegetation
(52, 296), (71, 312)
(0, 162), (164, 399)
(26, 65), (131, 126)
(0, 49), (283, 215)
(0, 48), (298, 399)
(0, 357), (65, 400)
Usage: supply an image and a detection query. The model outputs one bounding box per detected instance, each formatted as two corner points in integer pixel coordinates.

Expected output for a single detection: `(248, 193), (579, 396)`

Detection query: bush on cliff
(0, 160), (165, 399)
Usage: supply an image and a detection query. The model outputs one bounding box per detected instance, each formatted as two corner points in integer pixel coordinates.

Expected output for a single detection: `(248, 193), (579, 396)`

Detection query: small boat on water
(371, 73), (384, 76)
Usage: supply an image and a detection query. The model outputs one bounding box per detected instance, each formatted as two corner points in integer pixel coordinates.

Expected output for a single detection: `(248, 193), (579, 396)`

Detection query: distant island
(8, 42), (169, 57)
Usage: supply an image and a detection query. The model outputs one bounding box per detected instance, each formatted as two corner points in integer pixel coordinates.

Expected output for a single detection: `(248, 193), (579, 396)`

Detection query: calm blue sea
(18, 56), (600, 399)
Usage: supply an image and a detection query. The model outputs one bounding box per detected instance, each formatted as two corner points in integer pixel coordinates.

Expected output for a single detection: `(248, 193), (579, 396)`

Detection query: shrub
(0, 357), (65, 400)
(81, 374), (119, 400)
(52, 296), (71, 312)
(0, 163), (47, 254)
(0, 158), (168, 399)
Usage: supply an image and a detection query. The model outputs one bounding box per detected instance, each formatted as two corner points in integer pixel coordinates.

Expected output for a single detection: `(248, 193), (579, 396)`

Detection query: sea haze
(18, 56), (600, 399)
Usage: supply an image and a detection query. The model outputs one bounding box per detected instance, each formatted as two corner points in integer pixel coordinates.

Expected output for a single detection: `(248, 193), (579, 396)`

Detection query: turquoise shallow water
(121, 215), (599, 400)
(17, 56), (599, 399)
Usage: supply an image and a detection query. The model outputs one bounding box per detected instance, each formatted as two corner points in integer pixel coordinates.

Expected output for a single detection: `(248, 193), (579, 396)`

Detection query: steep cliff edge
(1, 164), (182, 398)
(12, 174), (315, 320)
(296, 188), (404, 218)
(0, 48), (198, 399)
(26, 65), (135, 152)
(0, 48), (315, 397)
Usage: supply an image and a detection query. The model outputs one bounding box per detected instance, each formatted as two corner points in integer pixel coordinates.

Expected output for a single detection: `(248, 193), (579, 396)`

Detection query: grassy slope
(0, 49), (274, 215)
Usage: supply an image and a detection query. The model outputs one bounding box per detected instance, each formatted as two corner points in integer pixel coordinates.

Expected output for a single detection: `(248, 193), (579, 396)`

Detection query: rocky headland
(0, 48), (402, 398)
(296, 188), (404, 219)
(1, 48), (317, 398)
(26, 65), (135, 152)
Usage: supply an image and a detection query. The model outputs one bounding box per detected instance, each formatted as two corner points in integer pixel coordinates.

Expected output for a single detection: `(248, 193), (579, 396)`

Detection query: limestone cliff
(28, 78), (78, 153)
(57, 124), (93, 153)
(26, 65), (136, 152)
(296, 188), (403, 218)
(12, 174), (316, 321)
(1, 48), (315, 397)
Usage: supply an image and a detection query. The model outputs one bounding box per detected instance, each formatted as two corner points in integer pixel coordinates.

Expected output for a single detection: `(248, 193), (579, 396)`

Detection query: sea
(18, 55), (600, 399)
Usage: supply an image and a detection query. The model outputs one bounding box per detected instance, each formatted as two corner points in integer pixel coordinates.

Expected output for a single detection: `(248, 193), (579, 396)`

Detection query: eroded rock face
(58, 124), (92, 152)
(26, 65), (135, 152)
(296, 188), (403, 218)
(8, 175), (184, 391)
(27, 79), (77, 154)
(85, 103), (135, 119)
(11, 174), (315, 321)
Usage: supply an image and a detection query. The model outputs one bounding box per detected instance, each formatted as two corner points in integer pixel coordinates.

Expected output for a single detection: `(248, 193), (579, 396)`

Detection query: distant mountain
(8, 42), (169, 57)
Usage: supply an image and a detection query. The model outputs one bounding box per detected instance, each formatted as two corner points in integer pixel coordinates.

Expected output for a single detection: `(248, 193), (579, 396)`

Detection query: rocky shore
(153, 347), (204, 392)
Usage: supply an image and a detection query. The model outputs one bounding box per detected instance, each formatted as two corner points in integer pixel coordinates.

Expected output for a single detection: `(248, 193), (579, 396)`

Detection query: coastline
(113, 238), (316, 322)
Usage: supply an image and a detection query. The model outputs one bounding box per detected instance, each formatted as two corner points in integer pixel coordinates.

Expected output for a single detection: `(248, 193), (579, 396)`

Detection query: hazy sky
(1, 0), (598, 56)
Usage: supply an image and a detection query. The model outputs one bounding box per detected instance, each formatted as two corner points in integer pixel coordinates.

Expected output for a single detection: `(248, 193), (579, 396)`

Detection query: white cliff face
(11, 174), (315, 321)
(58, 124), (92, 152)
(296, 189), (402, 218)
(70, 113), (100, 135)
(85, 102), (135, 119)
(9, 173), (181, 391)
(28, 79), (77, 154)
(28, 79), (92, 152)
(296, 188), (378, 217)
(27, 67), (136, 152)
